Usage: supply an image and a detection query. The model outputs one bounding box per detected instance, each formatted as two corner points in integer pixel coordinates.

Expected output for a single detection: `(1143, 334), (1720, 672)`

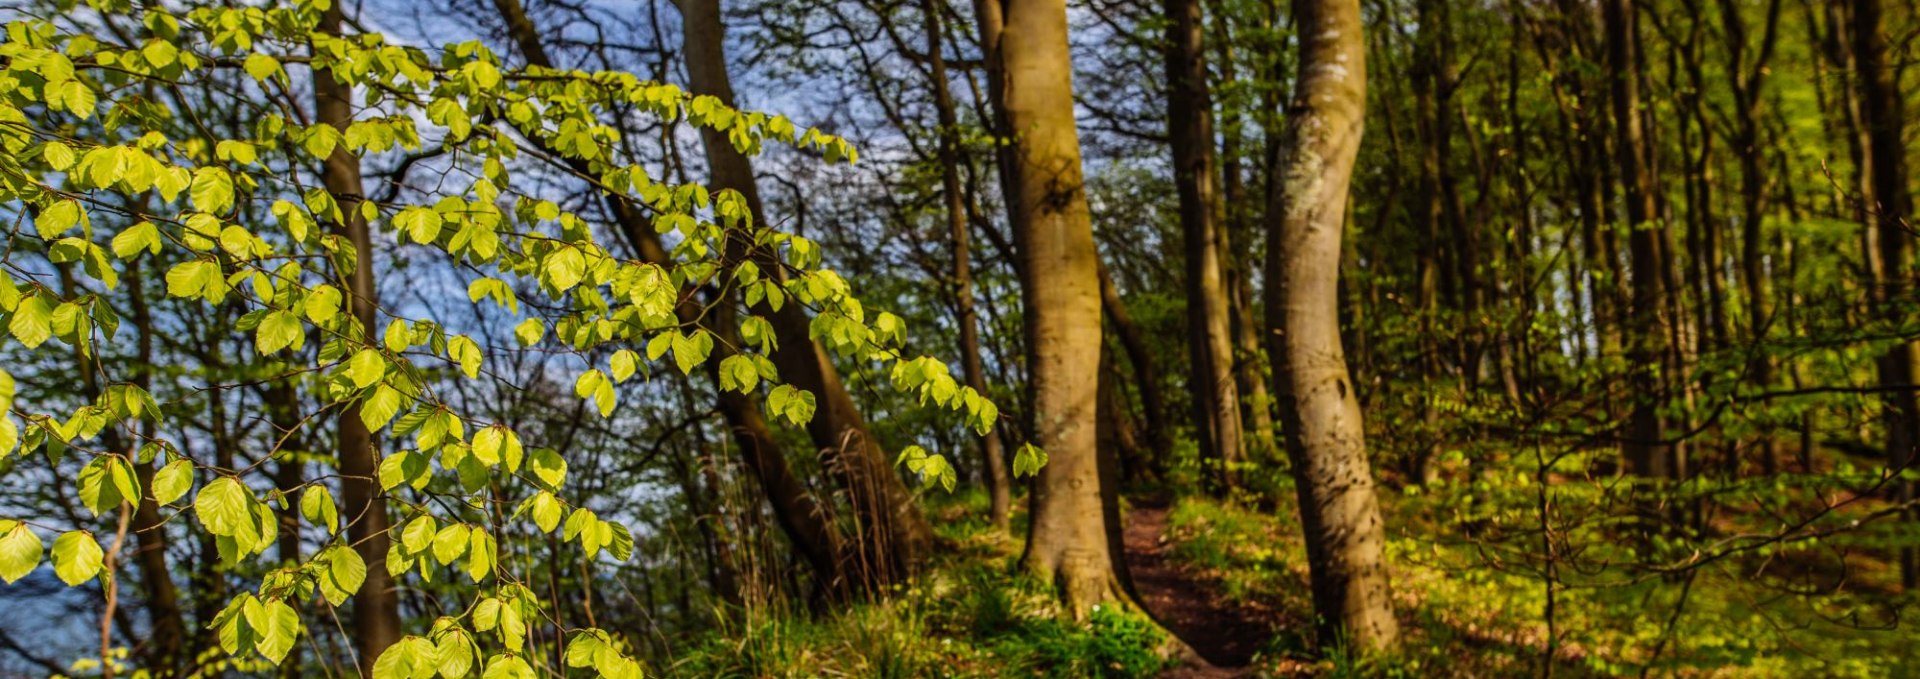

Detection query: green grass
(1161, 488), (1920, 678)
(664, 489), (1174, 678)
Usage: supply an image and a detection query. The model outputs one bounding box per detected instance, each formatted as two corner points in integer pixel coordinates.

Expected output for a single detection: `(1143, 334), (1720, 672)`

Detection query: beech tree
(1264, 0), (1400, 651)
(978, 0), (1134, 614)
(0, 2), (994, 676)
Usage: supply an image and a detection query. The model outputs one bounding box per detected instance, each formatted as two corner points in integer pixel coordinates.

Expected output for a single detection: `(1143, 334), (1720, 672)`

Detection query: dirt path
(1124, 499), (1275, 678)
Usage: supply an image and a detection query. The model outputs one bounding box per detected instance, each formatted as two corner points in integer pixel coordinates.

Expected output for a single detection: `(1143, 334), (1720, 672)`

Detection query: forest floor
(1123, 498), (1293, 678)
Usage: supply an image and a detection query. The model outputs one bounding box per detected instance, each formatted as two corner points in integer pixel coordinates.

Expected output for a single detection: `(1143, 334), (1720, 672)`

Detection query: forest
(0, 0), (1915, 675)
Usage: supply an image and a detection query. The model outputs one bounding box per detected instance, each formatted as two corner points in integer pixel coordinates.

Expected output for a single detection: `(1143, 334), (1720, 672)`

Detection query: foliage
(0, 0), (997, 675)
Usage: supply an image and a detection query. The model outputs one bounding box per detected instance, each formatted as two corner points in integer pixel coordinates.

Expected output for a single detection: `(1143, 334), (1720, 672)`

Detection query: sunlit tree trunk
(986, 0), (1135, 615)
(313, 5), (400, 667)
(1263, 0), (1400, 651)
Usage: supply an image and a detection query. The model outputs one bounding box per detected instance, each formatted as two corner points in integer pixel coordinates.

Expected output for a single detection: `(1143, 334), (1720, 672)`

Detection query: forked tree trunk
(986, 0), (1135, 615)
(1263, 0), (1400, 652)
(313, 5), (401, 668)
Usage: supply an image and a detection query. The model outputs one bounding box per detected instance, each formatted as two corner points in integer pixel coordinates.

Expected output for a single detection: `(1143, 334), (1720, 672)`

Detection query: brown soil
(1124, 499), (1282, 678)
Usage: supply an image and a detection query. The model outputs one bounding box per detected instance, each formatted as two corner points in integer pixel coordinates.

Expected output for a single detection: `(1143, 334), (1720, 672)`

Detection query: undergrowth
(666, 488), (1173, 678)
(1164, 488), (1920, 678)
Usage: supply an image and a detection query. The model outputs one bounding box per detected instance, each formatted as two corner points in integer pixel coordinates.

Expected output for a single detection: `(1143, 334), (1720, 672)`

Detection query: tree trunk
(1604, 0), (1672, 479)
(923, 0), (1011, 533)
(1263, 0), (1400, 652)
(1208, 8), (1279, 466)
(1718, 0), (1785, 475)
(489, 0), (853, 598)
(116, 259), (185, 677)
(1165, 0), (1244, 494)
(675, 0), (935, 582)
(313, 5), (401, 668)
(987, 0), (1135, 615)
(1098, 260), (1172, 475)
(1851, 0), (1918, 588)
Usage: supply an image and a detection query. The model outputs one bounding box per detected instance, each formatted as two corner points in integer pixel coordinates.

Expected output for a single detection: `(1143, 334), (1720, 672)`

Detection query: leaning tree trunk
(313, 5), (401, 668)
(987, 0), (1135, 616)
(1165, 0), (1244, 494)
(488, 0), (852, 599)
(1263, 0), (1401, 652)
(675, 0), (935, 583)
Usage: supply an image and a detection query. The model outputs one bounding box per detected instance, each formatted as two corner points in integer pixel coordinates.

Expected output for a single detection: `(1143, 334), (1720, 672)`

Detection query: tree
(920, 0), (1014, 532)
(675, 0), (938, 582)
(1164, 0), (1244, 493)
(981, 0), (1135, 614)
(1263, 0), (1400, 651)
(1850, 0), (1918, 588)
(312, 5), (401, 666)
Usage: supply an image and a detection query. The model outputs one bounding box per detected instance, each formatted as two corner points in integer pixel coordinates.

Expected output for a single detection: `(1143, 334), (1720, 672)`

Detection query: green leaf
(360, 384), (404, 432)
(673, 330), (713, 376)
(10, 294), (52, 349)
(544, 247), (586, 292)
(718, 354), (758, 393)
(402, 516), (438, 555)
(348, 349), (387, 389)
(436, 630), (477, 679)
(1013, 443), (1048, 478)
(195, 477), (251, 536)
(449, 335), (484, 379)
(255, 310), (305, 355)
(574, 370), (615, 418)
(769, 385), (816, 427)
(609, 350), (638, 383)
(304, 485), (340, 535)
(50, 531), (102, 586)
(529, 448), (566, 489)
(252, 598), (300, 663)
(482, 654), (533, 679)
(306, 285), (343, 324)
(529, 492), (562, 533)
(151, 459), (193, 505)
(0, 523), (43, 584)
(190, 167), (235, 214)
(464, 527), (493, 582)
(36, 199), (82, 239)
(395, 207), (444, 244)
(323, 545), (366, 605)
(111, 221), (162, 259)
(513, 319), (544, 347)
(243, 53), (281, 82)
(141, 38), (178, 67)
(384, 318), (412, 353)
(432, 524), (469, 565)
